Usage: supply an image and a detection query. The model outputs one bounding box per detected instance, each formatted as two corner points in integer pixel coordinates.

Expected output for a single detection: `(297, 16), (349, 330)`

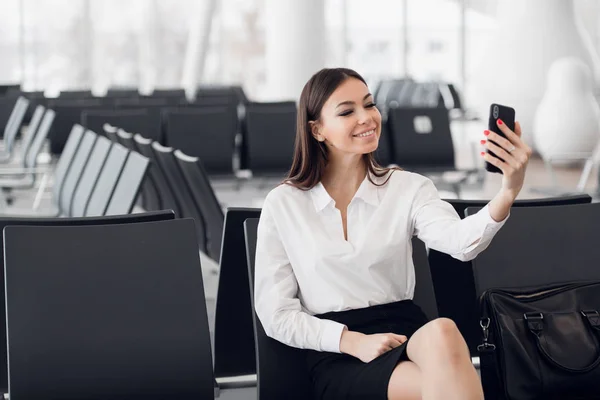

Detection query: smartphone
(485, 103), (516, 174)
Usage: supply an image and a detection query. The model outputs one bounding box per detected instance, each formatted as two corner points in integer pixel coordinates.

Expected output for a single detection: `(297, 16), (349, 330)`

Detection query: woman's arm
(254, 199), (346, 353)
(413, 120), (531, 261)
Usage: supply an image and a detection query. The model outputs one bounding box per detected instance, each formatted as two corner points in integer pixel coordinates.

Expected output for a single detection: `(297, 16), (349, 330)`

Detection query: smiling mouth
(353, 129), (376, 138)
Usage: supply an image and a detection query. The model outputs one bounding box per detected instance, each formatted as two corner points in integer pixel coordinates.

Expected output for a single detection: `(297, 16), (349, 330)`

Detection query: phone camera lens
(493, 106), (499, 119)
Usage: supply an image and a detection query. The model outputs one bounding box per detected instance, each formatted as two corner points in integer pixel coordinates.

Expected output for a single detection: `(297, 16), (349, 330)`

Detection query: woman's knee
(409, 318), (468, 365)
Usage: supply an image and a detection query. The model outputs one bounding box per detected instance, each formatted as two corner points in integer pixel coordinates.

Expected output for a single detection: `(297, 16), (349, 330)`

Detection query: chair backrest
(58, 89), (93, 99)
(3, 218), (214, 400)
(387, 107), (454, 170)
(58, 129), (97, 215)
(213, 207), (261, 379)
(0, 210), (174, 393)
(70, 136), (112, 217)
(116, 128), (136, 150)
(429, 194), (593, 355)
(51, 124), (86, 207)
(47, 99), (103, 154)
(134, 134), (181, 217)
(243, 217), (314, 400)
(411, 237), (438, 320)
(466, 202), (600, 296)
(2, 96), (29, 151)
(81, 108), (153, 140)
(175, 150), (224, 261)
(243, 101), (297, 175)
(103, 123), (120, 142)
(84, 142), (129, 217)
(164, 106), (238, 175)
(104, 151), (149, 215)
(18, 105), (45, 164)
(151, 143), (206, 252)
(24, 109), (55, 169)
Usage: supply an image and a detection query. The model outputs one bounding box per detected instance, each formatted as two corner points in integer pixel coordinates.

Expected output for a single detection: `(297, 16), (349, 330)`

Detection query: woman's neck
(321, 153), (367, 192)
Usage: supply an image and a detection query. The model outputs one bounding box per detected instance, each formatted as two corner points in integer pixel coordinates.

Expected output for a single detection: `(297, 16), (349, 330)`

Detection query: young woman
(254, 68), (531, 400)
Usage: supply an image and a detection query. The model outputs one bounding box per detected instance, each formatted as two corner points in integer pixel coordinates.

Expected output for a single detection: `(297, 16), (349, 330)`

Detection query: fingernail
(484, 130), (490, 136)
(480, 139), (486, 145)
(498, 119), (503, 125)
(480, 152), (485, 156)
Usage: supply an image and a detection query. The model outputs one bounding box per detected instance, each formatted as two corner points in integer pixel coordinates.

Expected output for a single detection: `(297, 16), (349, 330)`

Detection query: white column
(264, 0), (325, 101)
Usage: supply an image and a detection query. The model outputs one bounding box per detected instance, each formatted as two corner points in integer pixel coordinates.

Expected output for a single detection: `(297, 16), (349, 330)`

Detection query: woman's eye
(339, 110), (353, 117)
(366, 103), (377, 108)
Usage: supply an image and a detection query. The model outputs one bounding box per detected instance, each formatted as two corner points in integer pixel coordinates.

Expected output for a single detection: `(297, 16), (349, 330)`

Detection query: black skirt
(306, 300), (429, 400)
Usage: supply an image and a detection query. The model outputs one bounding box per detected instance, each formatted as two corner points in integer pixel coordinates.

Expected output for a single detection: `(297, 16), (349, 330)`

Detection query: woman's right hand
(339, 328), (407, 363)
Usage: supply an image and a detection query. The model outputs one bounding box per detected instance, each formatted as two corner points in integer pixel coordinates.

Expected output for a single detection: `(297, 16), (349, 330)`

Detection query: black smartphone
(485, 103), (516, 174)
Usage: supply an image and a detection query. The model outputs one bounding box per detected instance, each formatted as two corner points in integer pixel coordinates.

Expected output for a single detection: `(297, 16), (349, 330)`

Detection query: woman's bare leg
(386, 361), (422, 400)
(387, 318), (483, 400)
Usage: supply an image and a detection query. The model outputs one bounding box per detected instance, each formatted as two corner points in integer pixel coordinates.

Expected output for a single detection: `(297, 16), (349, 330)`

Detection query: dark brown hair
(285, 68), (399, 190)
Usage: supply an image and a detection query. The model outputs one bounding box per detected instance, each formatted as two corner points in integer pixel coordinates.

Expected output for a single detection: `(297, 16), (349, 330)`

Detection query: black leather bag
(478, 281), (600, 400)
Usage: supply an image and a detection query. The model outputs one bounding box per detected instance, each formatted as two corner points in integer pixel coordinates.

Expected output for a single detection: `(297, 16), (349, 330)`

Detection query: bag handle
(525, 310), (600, 374)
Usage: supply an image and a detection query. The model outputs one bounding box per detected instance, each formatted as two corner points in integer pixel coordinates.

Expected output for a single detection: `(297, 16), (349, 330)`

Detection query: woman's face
(311, 77), (381, 157)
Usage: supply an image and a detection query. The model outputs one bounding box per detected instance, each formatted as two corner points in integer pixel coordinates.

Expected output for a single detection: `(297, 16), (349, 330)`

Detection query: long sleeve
(254, 199), (347, 353)
(411, 178), (508, 261)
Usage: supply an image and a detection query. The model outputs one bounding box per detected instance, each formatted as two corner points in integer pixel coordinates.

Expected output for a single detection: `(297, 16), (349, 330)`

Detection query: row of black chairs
(1, 196), (596, 399)
(211, 194), (595, 399)
(85, 101), (297, 178)
(101, 125), (224, 261)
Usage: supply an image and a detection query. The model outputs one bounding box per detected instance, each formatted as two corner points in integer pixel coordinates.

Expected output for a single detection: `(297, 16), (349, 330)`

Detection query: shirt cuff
(463, 204), (509, 253)
(320, 319), (347, 353)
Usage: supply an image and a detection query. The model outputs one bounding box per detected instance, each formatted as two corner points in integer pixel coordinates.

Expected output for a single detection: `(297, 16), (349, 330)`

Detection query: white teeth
(354, 129), (375, 138)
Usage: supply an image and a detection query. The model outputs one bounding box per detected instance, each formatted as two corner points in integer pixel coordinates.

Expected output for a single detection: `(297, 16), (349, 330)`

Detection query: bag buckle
(581, 310), (600, 327)
(524, 312), (544, 332)
(477, 318), (496, 353)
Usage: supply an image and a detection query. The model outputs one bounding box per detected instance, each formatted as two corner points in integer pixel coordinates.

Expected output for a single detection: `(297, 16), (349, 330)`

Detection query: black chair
(70, 136), (112, 217)
(175, 150), (224, 262)
(164, 106), (238, 176)
(104, 150), (149, 215)
(387, 107), (455, 171)
(466, 202), (600, 294)
(151, 142), (206, 252)
(243, 101), (296, 176)
(3, 217), (214, 400)
(113, 99), (167, 143)
(134, 134), (181, 217)
(428, 194), (592, 355)
(0, 210), (174, 393)
(0, 96), (29, 159)
(151, 88), (186, 98)
(0, 85), (20, 96)
(213, 208), (261, 381)
(115, 129), (136, 150)
(84, 142), (129, 217)
(58, 89), (93, 99)
(116, 129), (161, 211)
(243, 217), (313, 400)
(58, 130), (97, 216)
(242, 219), (438, 400)
(387, 107), (478, 195)
(81, 108), (154, 141)
(105, 88), (139, 98)
(47, 99), (103, 154)
(43, 125), (86, 215)
(0, 109), (56, 191)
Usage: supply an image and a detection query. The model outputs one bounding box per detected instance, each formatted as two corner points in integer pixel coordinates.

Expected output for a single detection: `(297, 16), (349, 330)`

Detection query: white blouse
(254, 170), (507, 354)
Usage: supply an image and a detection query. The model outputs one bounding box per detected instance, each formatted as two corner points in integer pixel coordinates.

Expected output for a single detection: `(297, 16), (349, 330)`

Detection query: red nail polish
(480, 140), (486, 145)
(484, 130), (490, 136)
(498, 119), (503, 125)
(480, 152), (485, 156)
